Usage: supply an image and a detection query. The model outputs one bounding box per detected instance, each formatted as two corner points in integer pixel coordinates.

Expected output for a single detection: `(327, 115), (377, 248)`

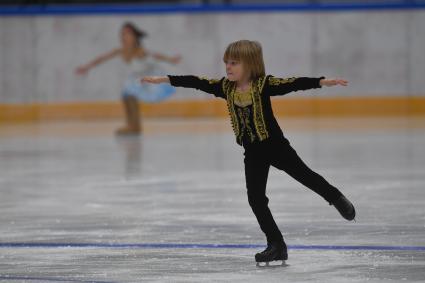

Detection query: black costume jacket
(168, 75), (324, 146)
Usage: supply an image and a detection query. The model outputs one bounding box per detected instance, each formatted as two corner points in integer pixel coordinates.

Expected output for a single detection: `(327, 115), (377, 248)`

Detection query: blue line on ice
(1, 242), (424, 251)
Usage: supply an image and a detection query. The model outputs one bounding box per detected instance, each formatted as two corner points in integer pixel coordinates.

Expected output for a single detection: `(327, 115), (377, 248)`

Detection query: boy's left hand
(141, 76), (169, 84)
(320, 79), (348, 87)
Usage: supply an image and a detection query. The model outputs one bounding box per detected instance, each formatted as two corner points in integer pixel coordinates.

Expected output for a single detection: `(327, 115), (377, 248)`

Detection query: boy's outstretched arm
(268, 76), (348, 96)
(142, 75), (225, 98)
(141, 76), (170, 84)
(319, 78), (348, 87)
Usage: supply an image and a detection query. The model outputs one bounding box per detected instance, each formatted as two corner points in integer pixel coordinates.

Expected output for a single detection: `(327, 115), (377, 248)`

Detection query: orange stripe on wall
(1, 97), (425, 123)
(272, 96), (425, 117)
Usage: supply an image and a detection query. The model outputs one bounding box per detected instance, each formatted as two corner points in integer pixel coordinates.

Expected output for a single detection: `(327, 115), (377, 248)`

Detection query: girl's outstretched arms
(148, 52), (182, 64)
(75, 48), (121, 75)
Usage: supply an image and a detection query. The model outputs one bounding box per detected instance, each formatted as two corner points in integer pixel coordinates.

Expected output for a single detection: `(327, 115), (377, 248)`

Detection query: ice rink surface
(0, 117), (424, 282)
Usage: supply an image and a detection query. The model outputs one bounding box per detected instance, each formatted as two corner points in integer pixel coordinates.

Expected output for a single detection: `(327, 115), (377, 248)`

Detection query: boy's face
(225, 59), (245, 82)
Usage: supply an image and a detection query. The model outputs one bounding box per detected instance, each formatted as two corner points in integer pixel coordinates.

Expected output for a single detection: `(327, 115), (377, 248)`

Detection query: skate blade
(256, 260), (288, 268)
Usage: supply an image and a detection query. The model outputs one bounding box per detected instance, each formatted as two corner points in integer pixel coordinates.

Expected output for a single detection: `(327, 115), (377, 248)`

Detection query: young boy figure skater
(141, 40), (355, 265)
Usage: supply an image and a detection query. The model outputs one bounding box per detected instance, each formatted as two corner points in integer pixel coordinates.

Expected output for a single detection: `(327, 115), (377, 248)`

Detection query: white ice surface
(0, 118), (424, 282)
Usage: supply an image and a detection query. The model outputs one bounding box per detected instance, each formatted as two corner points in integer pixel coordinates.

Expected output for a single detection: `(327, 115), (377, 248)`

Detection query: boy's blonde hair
(223, 40), (266, 80)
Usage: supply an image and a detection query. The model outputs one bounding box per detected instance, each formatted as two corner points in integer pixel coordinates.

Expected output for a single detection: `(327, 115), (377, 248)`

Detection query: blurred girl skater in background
(141, 40), (355, 266)
(76, 22), (181, 135)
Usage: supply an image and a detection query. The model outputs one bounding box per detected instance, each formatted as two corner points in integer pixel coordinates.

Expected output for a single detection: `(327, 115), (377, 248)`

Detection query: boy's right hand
(141, 76), (170, 84)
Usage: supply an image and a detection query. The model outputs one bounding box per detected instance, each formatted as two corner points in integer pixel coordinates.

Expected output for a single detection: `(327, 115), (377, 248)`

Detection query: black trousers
(243, 137), (342, 243)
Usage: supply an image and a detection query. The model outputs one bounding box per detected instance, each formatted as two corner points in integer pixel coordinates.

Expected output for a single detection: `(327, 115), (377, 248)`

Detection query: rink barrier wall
(1, 96), (425, 123)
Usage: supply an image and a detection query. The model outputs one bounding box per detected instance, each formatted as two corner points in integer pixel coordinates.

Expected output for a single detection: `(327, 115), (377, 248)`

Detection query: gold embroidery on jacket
(222, 79), (239, 139)
(251, 76), (268, 141)
(234, 89), (253, 108)
(222, 76), (270, 143)
(268, 77), (296, 86)
(237, 107), (256, 143)
(200, 76), (220, 84)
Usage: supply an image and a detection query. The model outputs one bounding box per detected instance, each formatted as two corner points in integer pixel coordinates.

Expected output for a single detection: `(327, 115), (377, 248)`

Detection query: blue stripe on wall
(1, 2), (425, 16)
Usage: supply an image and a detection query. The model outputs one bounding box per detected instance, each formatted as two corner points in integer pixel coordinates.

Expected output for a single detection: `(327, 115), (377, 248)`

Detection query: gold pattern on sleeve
(268, 77), (297, 86)
(199, 76), (221, 84)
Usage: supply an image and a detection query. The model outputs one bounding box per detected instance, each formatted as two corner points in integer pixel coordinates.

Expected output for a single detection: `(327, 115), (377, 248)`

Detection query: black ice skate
(255, 241), (288, 267)
(333, 195), (356, 221)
